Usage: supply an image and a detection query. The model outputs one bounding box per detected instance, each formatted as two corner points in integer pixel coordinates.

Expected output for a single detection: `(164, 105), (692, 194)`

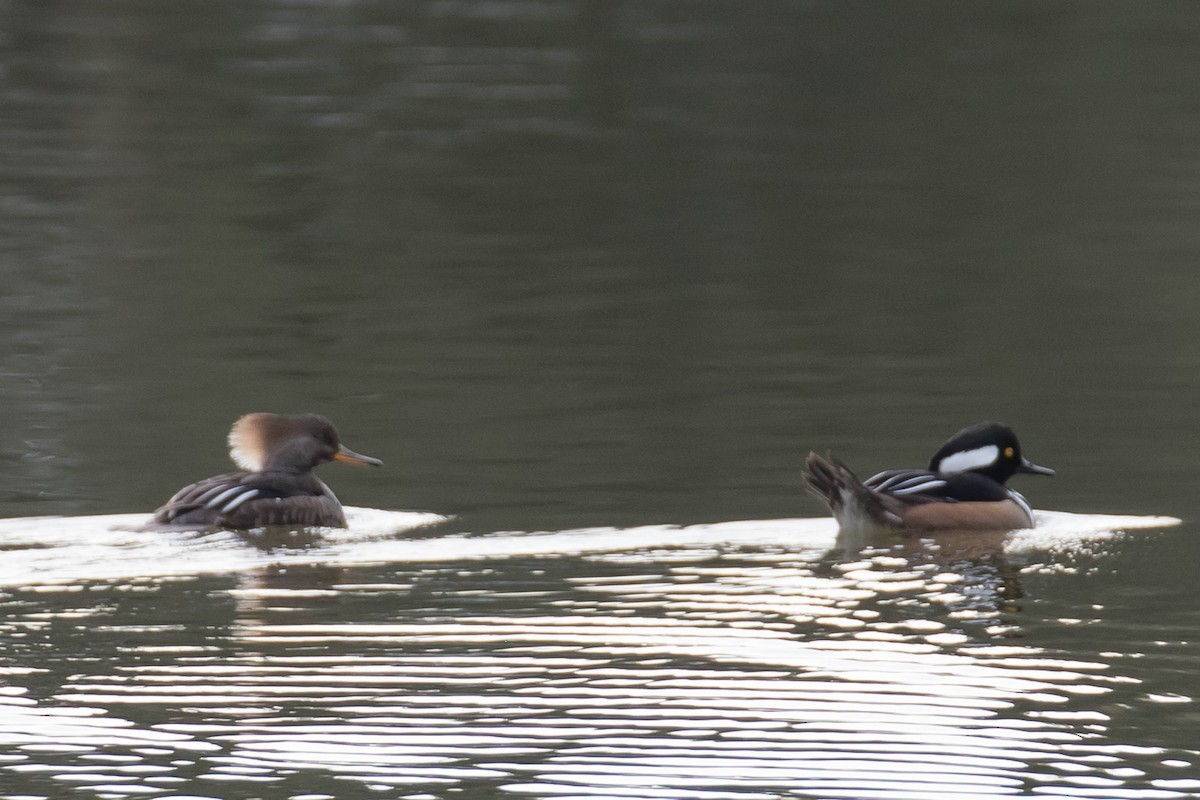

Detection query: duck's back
(151, 470), (346, 529)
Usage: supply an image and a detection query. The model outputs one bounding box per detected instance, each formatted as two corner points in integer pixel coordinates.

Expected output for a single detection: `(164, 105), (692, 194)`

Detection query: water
(2, 1), (1200, 798)
(0, 510), (1185, 798)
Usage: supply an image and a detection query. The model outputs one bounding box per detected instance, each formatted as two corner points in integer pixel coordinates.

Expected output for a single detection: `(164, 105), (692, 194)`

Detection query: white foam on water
(1009, 510), (1181, 552)
(0, 508), (1179, 589)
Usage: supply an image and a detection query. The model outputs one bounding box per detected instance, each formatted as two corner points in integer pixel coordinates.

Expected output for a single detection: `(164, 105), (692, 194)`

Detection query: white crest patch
(228, 414), (269, 472)
(936, 444), (999, 475)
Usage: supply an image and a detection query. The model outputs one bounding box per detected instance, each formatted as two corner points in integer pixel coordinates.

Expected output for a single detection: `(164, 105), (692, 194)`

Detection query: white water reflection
(0, 508), (1177, 589)
(0, 509), (1189, 798)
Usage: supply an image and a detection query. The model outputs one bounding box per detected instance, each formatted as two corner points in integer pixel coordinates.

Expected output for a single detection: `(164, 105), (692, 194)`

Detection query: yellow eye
(1004, 447), (1015, 458)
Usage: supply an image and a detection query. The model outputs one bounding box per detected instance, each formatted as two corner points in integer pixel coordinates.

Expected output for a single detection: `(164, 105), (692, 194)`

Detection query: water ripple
(0, 510), (1191, 798)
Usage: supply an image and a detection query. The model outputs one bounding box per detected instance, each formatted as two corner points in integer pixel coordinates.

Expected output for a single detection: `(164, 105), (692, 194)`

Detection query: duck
(805, 421), (1053, 534)
(149, 412), (382, 530)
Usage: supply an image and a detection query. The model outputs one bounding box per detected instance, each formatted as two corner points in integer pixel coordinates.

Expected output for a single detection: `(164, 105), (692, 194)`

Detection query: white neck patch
(937, 444), (999, 475)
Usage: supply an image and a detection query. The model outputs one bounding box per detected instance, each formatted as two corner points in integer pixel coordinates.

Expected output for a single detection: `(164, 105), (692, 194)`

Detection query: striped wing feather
(152, 471), (345, 529)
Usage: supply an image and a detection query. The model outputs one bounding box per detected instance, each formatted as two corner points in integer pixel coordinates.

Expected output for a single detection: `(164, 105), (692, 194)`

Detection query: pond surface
(0, 509), (1187, 799)
(2, 2), (1200, 798)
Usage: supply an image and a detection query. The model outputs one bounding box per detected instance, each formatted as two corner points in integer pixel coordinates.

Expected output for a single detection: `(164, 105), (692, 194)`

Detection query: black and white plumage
(805, 422), (1054, 534)
(149, 412), (383, 530)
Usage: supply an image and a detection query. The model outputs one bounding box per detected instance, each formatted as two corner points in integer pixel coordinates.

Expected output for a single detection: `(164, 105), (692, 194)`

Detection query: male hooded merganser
(805, 422), (1054, 534)
(150, 413), (383, 530)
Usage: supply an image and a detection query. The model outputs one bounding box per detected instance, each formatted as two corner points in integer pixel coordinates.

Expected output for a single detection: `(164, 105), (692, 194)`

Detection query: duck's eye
(1004, 447), (1015, 459)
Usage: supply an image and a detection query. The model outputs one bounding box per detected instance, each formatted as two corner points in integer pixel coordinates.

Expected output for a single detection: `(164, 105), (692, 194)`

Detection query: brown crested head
(227, 413), (383, 474)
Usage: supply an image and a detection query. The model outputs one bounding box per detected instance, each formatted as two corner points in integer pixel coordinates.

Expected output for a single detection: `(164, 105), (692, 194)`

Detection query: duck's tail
(804, 452), (900, 531)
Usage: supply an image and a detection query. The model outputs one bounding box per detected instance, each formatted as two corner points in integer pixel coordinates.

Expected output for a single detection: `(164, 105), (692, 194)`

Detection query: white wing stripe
(205, 486), (249, 509)
(190, 484), (235, 505)
(871, 475), (902, 490)
(889, 475), (937, 490)
(867, 472), (916, 490)
(868, 471), (942, 493)
(220, 489), (261, 512)
(892, 480), (947, 496)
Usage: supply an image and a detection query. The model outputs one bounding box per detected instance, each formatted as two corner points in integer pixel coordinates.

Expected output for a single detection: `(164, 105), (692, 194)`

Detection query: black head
(927, 421), (1054, 484)
(228, 413), (383, 474)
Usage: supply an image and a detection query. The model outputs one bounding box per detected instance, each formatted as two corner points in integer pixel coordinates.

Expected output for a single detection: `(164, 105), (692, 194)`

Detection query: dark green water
(1, 2), (1200, 798)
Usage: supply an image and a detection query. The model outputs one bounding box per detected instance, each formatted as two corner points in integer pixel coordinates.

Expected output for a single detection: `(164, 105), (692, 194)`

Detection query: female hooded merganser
(805, 422), (1054, 534)
(150, 413), (383, 530)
